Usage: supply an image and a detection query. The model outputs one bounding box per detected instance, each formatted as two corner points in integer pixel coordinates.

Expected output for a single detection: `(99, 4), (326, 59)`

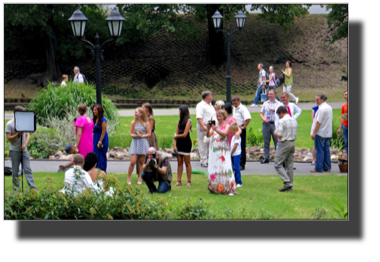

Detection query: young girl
(229, 122), (242, 187)
(265, 66), (280, 101)
(127, 107), (151, 185)
(61, 75), (68, 87)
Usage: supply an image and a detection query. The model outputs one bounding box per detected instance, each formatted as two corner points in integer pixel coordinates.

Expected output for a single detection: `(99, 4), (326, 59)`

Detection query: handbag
(5, 167), (12, 176)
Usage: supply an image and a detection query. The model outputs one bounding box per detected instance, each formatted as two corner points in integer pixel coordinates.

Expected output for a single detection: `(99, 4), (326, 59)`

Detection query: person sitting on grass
(60, 154), (94, 196)
(83, 152), (113, 194)
(59, 143), (78, 172)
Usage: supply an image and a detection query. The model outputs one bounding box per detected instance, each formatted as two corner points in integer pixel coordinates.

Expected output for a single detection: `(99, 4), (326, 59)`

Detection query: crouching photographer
(141, 147), (172, 194)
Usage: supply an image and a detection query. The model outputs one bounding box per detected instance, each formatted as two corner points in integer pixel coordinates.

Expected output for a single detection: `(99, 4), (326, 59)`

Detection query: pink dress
(225, 116), (237, 146)
(75, 115), (94, 158)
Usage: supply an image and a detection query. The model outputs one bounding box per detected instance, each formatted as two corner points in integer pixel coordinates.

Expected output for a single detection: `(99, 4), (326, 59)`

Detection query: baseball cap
(64, 143), (73, 155)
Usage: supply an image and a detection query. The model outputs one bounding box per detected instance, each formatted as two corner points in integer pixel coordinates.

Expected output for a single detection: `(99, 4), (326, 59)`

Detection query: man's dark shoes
(279, 185), (293, 192)
(261, 159), (270, 164)
(240, 166), (245, 170)
(324, 169), (331, 172)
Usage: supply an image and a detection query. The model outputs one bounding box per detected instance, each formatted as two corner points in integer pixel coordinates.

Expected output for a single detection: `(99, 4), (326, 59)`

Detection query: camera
(149, 159), (156, 166)
(208, 120), (216, 126)
(152, 151), (156, 158)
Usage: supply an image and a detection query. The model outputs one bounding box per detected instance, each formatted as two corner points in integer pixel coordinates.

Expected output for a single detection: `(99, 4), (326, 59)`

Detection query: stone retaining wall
(50, 146), (346, 162)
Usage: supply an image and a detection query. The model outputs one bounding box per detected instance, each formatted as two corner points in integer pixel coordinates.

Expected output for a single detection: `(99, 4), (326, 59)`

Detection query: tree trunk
(206, 4), (225, 66)
(42, 29), (61, 86)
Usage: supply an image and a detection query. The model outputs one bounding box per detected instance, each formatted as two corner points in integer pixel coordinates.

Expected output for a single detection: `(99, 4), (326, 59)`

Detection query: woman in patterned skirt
(206, 110), (237, 195)
(127, 108), (151, 185)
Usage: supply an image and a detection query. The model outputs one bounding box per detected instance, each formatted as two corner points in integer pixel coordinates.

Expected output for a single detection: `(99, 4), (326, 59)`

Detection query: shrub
(330, 119), (345, 151)
(28, 126), (67, 159)
(28, 81), (119, 124)
(4, 176), (210, 220)
(246, 127), (264, 147)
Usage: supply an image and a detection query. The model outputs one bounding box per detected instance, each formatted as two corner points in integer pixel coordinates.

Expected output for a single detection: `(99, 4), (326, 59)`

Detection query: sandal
(175, 181), (182, 186)
(187, 181), (191, 187)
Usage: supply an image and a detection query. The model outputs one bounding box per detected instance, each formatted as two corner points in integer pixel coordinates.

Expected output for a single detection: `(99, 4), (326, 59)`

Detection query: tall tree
(324, 4), (348, 43)
(4, 4), (107, 86)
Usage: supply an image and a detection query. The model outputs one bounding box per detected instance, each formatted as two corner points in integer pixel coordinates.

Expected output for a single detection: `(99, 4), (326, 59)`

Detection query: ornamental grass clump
(28, 81), (119, 124)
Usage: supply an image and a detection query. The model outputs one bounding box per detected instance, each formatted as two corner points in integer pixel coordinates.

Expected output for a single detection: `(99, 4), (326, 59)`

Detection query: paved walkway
(4, 102), (344, 119)
(4, 159), (346, 175)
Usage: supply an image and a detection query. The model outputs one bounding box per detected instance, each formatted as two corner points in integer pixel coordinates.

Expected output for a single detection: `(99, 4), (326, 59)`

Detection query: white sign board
(14, 111), (36, 132)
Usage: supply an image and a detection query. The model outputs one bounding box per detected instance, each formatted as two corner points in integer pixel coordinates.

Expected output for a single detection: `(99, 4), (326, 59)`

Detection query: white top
(230, 136), (241, 156)
(196, 100), (216, 123)
(233, 103), (251, 126)
(277, 114), (298, 142)
(259, 69), (266, 85)
(60, 166), (94, 196)
(310, 102), (333, 138)
(274, 102), (302, 129)
(261, 99), (283, 122)
(73, 73), (84, 83)
(61, 81), (67, 87)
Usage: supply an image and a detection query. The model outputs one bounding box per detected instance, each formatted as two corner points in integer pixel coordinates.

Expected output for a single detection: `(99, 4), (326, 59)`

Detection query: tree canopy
(324, 4), (348, 43)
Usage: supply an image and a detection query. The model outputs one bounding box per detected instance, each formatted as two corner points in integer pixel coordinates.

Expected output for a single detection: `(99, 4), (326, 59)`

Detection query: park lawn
(109, 109), (342, 149)
(4, 109), (342, 159)
(4, 172), (347, 219)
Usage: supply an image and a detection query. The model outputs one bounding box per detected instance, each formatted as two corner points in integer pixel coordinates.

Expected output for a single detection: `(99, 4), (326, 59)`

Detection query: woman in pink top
(222, 103), (241, 146)
(75, 104), (94, 158)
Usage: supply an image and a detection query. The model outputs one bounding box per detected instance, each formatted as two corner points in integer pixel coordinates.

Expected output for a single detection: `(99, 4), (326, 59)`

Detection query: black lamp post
(69, 7), (125, 105)
(212, 10), (247, 103)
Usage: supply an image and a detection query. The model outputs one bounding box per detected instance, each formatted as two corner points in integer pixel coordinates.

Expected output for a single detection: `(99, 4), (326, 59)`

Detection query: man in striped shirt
(274, 106), (298, 192)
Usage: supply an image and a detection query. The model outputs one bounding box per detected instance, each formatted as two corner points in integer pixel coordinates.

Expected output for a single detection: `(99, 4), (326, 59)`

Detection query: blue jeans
(10, 150), (36, 190)
(343, 125), (348, 155)
(142, 171), (170, 193)
(314, 135), (331, 172)
(231, 154), (242, 185)
(253, 84), (264, 105)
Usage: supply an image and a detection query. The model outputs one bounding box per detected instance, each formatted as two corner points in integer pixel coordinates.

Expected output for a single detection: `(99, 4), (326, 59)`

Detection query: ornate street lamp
(69, 7), (125, 105)
(212, 10), (247, 103)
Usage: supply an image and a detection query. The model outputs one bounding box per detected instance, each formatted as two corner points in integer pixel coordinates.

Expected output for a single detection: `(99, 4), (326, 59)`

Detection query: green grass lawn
(109, 109), (342, 149)
(4, 108), (342, 155)
(5, 172), (347, 219)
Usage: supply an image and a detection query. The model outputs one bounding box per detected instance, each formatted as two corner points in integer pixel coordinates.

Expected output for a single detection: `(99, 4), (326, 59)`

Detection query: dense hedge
(4, 176), (210, 220)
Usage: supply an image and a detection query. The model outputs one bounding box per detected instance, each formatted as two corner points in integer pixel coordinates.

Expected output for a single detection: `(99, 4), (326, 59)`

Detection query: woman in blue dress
(93, 104), (109, 173)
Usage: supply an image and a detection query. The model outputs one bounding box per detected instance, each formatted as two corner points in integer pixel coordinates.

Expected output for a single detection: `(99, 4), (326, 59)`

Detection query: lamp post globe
(211, 10), (223, 29)
(105, 7), (125, 38)
(235, 10), (247, 29)
(68, 8), (88, 38)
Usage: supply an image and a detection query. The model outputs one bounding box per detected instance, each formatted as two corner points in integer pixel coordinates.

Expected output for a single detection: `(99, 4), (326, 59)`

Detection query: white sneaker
(229, 192), (234, 196)
(250, 104), (258, 107)
(296, 97), (299, 104)
(236, 184), (242, 188)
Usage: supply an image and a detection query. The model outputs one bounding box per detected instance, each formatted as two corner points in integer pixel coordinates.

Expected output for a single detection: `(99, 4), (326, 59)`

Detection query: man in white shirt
(260, 89), (283, 164)
(274, 106), (298, 192)
(232, 95), (251, 170)
(274, 92), (302, 129)
(61, 154), (94, 196)
(251, 63), (266, 107)
(196, 91), (216, 167)
(73, 66), (84, 84)
(310, 94), (333, 173)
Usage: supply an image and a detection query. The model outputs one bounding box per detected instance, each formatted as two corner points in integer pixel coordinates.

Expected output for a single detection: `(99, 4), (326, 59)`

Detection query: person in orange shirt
(337, 90), (348, 155)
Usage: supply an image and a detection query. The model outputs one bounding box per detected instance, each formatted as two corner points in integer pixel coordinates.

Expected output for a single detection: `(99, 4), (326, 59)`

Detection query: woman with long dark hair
(93, 104), (109, 173)
(173, 105), (192, 187)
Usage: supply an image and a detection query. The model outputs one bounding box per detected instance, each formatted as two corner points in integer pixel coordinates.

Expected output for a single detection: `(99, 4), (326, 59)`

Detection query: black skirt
(177, 132), (192, 155)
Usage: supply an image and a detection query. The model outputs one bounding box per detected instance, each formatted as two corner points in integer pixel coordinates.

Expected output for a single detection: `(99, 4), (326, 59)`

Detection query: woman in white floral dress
(206, 110), (237, 195)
